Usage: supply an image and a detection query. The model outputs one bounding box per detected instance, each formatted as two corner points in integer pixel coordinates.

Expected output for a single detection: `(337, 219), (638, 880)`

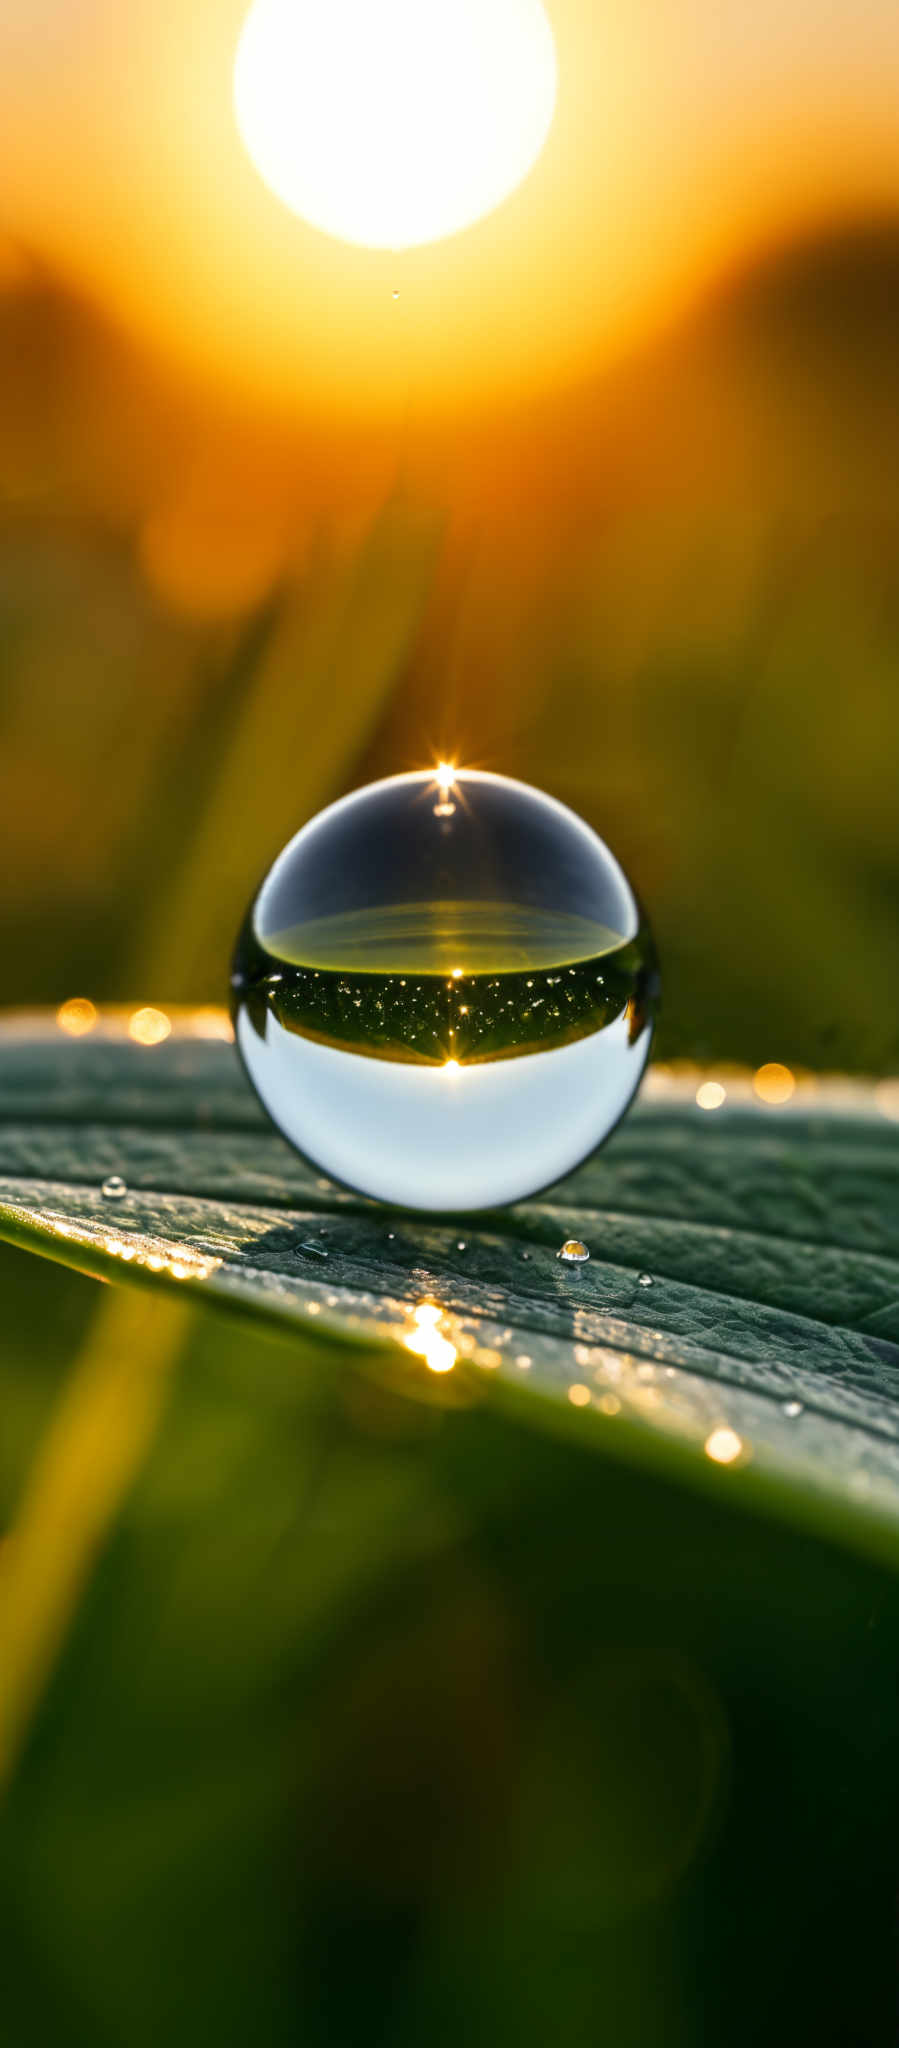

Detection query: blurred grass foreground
(1, 1), (899, 2037)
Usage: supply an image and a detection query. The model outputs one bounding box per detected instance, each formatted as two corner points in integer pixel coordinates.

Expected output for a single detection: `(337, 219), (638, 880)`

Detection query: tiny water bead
(101, 1175), (127, 1199)
(557, 1239), (591, 1264)
(232, 768), (658, 1211)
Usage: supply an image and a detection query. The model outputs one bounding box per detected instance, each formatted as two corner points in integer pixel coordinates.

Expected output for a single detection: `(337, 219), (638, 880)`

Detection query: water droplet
(297, 1240), (329, 1259)
(783, 1399), (803, 1418)
(558, 1238), (590, 1264)
(521, 1250), (532, 1260)
(387, 1231), (396, 1239)
(637, 1272), (653, 1288)
(101, 1175), (127, 1199)
(231, 770), (657, 1210)
(456, 1240), (467, 1251)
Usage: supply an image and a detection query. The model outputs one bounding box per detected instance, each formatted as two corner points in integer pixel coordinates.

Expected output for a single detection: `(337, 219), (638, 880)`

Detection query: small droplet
(637, 1273), (653, 1288)
(558, 1239), (590, 1264)
(101, 1175), (127, 1199)
(297, 1240), (329, 1259)
(783, 1399), (803, 1418)
(521, 1250), (532, 1261)
(387, 1231), (396, 1239)
(456, 1240), (467, 1252)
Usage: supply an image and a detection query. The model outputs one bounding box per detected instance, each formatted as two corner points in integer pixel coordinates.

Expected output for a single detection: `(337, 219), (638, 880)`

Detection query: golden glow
(413, 1302), (442, 1327)
(753, 1062), (796, 1105)
(187, 1008), (235, 1042)
(234, 0), (557, 251)
(696, 1080), (727, 1111)
(704, 1426), (743, 1466)
(435, 762), (457, 793)
(6, 0), (899, 420)
(443, 1057), (460, 1074)
(127, 1007), (172, 1048)
(57, 997), (98, 1038)
(876, 1080), (899, 1121)
(451, 967), (464, 980)
(568, 1383), (591, 1408)
(405, 1304), (456, 1372)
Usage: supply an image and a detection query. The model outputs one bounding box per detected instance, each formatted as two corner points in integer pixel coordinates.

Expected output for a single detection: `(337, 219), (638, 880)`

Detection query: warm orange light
(128, 1007), (172, 1047)
(705, 1426), (743, 1465)
(234, 0), (557, 251)
(696, 1080), (727, 1111)
(57, 997), (98, 1037)
(753, 1062), (796, 1105)
(413, 1302), (442, 1327)
(405, 1302), (456, 1372)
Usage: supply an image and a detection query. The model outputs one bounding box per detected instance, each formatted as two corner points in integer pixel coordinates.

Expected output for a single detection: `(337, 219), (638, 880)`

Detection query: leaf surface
(1, 1017), (898, 1552)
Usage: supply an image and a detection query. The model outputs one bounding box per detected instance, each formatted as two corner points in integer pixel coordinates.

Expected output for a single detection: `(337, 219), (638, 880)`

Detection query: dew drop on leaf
(231, 769), (657, 1211)
(558, 1238), (590, 1264)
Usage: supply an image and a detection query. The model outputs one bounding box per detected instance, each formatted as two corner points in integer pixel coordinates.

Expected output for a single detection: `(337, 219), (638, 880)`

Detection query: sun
(233, 0), (557, 251)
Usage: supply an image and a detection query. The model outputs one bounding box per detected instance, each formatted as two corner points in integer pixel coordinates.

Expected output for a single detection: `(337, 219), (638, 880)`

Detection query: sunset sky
(1, 0), (897, 412)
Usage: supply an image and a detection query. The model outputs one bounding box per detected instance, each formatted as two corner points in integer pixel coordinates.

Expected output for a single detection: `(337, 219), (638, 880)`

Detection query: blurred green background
(1, 1), (899, 2040)
(1, 216), (898, 1069)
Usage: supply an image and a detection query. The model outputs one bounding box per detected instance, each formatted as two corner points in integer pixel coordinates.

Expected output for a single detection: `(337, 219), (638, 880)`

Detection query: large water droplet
(231, 769), (658, 1211)
(101, 1175), (127, 1199)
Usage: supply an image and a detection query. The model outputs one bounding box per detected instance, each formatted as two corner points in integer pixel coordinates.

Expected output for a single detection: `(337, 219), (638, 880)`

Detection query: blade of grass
(0, 1288), (188, 1792)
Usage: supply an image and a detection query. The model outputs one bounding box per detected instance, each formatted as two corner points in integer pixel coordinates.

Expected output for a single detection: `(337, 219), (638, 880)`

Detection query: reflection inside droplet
(232, 769), (658, 1210)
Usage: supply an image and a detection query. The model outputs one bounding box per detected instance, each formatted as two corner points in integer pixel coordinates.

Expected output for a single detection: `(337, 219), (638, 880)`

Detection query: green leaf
(1, 1017), (898, 1555)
